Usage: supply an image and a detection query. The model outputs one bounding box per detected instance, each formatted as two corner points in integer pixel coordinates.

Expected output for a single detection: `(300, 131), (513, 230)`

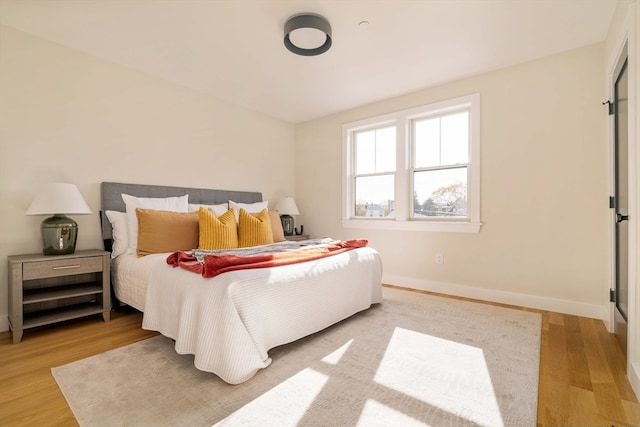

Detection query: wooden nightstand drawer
(22, 256), (103, 280)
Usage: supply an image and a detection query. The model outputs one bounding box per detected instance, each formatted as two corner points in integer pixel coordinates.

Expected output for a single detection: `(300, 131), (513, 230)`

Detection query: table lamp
(275, 197), (300, 236)
(26, 183), (92, 255)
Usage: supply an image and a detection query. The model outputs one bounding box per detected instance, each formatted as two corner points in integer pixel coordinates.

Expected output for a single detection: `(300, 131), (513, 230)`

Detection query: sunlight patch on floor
(373, 327), (504, 427)
(213, 369), (328, 426)
(357, 399), (432, 426)
(321, 339), (353, 365)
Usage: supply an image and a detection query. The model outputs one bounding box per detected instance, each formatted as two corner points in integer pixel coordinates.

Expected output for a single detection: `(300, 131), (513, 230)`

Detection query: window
(412, 110), (469, 218)
(353, 126), (396, 218)
(342, 93), (481, 233)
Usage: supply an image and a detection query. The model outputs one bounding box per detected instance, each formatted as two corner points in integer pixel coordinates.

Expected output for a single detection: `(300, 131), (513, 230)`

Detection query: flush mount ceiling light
(284, 13), (332, 56)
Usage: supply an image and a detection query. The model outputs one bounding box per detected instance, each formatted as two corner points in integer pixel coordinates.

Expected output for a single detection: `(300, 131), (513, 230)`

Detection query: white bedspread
(111, 252), (166, 312)
(135, 247), (382, 384)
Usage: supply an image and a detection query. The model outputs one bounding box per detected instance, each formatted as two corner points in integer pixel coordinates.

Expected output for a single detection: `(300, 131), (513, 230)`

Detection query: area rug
(52, 287), (541, 427)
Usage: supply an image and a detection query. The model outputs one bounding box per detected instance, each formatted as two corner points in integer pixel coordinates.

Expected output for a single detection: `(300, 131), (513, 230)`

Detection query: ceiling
(0, 0), (619, 124)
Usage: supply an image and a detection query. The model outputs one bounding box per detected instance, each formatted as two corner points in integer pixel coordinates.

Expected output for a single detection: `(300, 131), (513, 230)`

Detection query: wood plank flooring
(1, 287), (639, 427)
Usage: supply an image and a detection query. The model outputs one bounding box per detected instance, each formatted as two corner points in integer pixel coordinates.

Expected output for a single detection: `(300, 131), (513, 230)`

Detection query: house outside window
(342, 93), (481, 233)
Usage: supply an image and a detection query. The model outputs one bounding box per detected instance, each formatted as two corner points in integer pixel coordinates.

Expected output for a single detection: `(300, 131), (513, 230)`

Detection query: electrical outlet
(435, 252), (444, 264)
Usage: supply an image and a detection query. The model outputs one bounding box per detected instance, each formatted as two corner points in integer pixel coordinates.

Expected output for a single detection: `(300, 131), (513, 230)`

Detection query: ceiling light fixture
(284, 13), (332, 56)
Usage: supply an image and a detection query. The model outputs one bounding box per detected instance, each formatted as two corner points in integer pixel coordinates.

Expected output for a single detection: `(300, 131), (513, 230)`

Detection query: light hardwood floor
(1, 287), (639, 427)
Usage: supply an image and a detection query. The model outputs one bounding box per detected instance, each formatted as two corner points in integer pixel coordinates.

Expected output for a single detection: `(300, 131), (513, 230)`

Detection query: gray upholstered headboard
(100, 181), (262, 250)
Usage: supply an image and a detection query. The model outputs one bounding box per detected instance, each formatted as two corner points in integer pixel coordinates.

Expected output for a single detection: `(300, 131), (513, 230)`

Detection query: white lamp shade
(275, 197), (300, 216)
(26, 183), (92, 215)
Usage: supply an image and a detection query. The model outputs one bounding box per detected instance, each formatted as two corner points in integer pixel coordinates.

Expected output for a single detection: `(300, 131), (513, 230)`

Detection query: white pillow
(229, 200), (268, 223)
(188, 203), (228, 217)
(105, 210), (128, 259)
(122, 193), (189, 252)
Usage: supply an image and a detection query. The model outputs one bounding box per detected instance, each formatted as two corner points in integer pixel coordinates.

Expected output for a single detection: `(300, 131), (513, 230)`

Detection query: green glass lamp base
(41, 214), (78, 255)
(280, 214), (295, 236)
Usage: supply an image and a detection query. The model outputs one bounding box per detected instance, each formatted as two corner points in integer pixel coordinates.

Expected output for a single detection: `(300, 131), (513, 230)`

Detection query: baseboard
(630, 361), (640, 400)
(0, 278), (609, 331)
(0, 314), (8, 333)
(383, 274), (609, 322)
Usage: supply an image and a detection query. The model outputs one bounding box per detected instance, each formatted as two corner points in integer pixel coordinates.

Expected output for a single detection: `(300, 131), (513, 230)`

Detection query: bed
(100, 182), (383, 384)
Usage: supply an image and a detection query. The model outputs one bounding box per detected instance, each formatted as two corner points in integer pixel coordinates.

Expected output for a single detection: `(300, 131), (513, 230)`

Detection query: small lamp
(275, 197), (300, 236)
(26, 183), (92, 255)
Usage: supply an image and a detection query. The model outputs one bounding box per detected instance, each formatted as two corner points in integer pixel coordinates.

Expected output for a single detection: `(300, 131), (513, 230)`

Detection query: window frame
(352, 123), (397, 219)
(342, 93), (481, 233)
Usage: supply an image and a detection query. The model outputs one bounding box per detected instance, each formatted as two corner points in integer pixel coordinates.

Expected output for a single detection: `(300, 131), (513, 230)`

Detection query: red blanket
(167, 239), (368, 278)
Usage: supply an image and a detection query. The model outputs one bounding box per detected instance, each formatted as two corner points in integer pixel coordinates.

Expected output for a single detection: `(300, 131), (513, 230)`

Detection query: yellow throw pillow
(269, 210), (286, 242)
(136, 209), (199, 256)
(238, 208), (274, 248)
(198, 207), (238, 250)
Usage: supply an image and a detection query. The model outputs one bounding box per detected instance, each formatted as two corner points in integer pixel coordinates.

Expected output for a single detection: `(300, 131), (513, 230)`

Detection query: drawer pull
(52, 265), (81, 270)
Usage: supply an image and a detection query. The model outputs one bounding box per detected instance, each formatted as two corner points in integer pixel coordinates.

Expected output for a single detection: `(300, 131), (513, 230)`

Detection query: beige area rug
(52, 287), (541, 427)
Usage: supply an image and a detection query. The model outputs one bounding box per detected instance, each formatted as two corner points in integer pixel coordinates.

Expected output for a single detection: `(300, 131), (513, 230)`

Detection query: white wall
(295, 43), (609, 320)
(0, 26), (296, 329)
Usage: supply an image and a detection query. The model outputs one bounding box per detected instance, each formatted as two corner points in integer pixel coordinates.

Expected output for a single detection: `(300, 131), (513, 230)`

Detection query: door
(613, 46), (629, 355)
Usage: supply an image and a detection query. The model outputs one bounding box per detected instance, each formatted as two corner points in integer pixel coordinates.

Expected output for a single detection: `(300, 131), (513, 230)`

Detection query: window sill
(342, 219), (482, 233)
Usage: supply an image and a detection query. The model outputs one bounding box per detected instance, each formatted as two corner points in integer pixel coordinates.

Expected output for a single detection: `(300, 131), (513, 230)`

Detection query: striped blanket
(167, 238), (368, 278)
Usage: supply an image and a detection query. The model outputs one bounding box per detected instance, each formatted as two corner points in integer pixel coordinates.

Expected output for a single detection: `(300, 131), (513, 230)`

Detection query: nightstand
(285, 234), (310, 241)
(7, 249), (111, 344)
